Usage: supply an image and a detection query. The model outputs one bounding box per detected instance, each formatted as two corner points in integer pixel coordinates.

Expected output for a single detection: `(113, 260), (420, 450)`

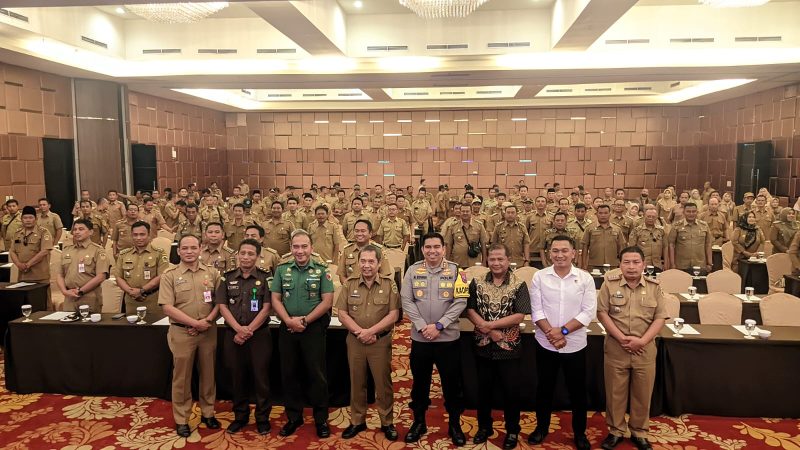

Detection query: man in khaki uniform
(597, 247), (667, 450)
(667, 203), (712, 273)
(200, 222), (237, 273)
(112, 203), (141, 257)
(751, 194), (774, 238)
(411, 188), (434, 234)
(176, 203), (203, 242)
(441, 204), (462, 238)
(338, 220), (393, 284)
(159, 234), (221, 437)
(283, 196), (309, 231)
(376, 203), (410, 249)
(224, 203), (250, 251)
(526, 196), (552, 268)
(76, 200), (107, 247)
(332, 189), (350, 216)
(611, 200), (634, 241)
(2, 199), (22, 251)
(541, 212), (582, 268)
(307, 205), (344, 263)
(113, 221), (168, 315)
(139, 197), (170, 239)
(261, 201), (295, 256)
(37, 198), (63, 245)
(491, 203), (530, 268)
(445, 201), (489, 268)
(581, 205), (626, 271)
(732, 192), (754, 224)
(342, 197), (370, 243)
(56, 218), (110, 312)
(106, 190), (126, 226)
(70, 190), (96, 217)
(243, 225), (280, 274)
(337, 245), (400, 441)
(570, 203), (593, 235)
(628, 206), (668, 271)
(200, 195), (228, 225)
(10, 206), (53, 286)
(698, 197), (729, 246)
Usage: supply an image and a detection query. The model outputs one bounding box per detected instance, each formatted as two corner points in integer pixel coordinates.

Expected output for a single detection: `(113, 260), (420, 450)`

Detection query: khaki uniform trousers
(346, 332), (394, 426)
(63, 292), (102, 313)
(167, 324), (217, 424)
(603, 337), (657, 438)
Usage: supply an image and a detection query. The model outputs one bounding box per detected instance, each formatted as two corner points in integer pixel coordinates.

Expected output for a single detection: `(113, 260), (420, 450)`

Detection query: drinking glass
(673, 318), (685, 338)
(744, 319), (757, 339)
(79, 305), (90, 322)
(744, 286), (755, 302)
(21, 304), (32, 322)
(692, 266), (701, 277)
(687, 286), (698, 300)
(136, 306), (147, 325)
(475, 262), (482, 266)
(602, 264), (611, 274)
(646, 265), (654, 276)
(510, 262), (517, 271)
(757, 251), (765, 260)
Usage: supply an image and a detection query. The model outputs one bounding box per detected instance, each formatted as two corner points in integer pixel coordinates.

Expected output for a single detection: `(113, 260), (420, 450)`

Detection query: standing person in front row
(466, 243), (531, 450)
(401, 232), (468, 446)
(270, 230), (334, 438)
(337, 244), (400, 441)
(158, 234), (221, 437)
(57, 218), (109, 313)
(529, 235), (596, 450)
(217, 238), (273, 435)
(597, 246), (667, 450)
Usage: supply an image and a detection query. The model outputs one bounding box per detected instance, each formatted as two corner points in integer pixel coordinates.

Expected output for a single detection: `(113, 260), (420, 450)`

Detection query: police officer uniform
(628, 223), (668, 270)
(10, 224), (53, 283)
(60, 239), (110, 312)
(260, 217), (295, 256)
(667, 219), (712, 271)
(158, 262), (220, 428)
(337, 241), (394, 282)
(491, 220), (531, 268)
(270, 257), (335, 428)
(336, 272), (400, 432)
(216, 266), (273, 431)
(597, 269), (668, 449)
(582, 222), (626, 270)
(200, 244), (237, 273)
(112, 244), (168, 315)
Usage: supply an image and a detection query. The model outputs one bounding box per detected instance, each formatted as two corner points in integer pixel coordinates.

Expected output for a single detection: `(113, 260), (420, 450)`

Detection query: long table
(0, 282), (49, 342)
(673, 293), (763, 324)
(4, 311), (353, 407)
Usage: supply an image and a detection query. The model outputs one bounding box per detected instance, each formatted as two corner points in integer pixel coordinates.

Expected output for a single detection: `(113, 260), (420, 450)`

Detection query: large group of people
(1, 177), (797, 450)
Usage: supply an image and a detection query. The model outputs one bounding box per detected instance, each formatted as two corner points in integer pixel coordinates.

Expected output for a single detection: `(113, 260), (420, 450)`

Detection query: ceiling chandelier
(698, 0), (769, 7)
(399, 0), (490, 19)
(125, 2), (229, 23)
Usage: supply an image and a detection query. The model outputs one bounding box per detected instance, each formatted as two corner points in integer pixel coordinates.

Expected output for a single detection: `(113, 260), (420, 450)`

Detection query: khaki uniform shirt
(163, 202), (181, 229)
(445, 219), (489, 268)
(37, 212), (63, 243)
(158, 263), (221, 321)
(1, 212), (21, 251)
(410, 199), (433, 226)
(751, 207), (774, 238)
(282, 210), (309, 231)
(107, 200), (125, 225)
(200, 205), (228, 225)
(200, 244), (237, 273)
(526, 212), (552, 252)
(667, 219), (713, 269)
(176, 217), (203, 242)
(255, 247), (280, 274)
(541, 225), (583, 266)
(582, 222), (626, 268)
(10, 225), (53, 281)
(223, 220), (250, 251)
(332, 200), (350, 215)
(216, 267), (271, 327)
(336, 274), (400, 331)
(75, 213), (106, 246)
(611, 215), (634, 241)
(732, 204), (751, 225)
(307, 220), (344, 263)
(139, 209), (166, 239)
(628, 223), (667, 269)
(337, 241), (394, 281)
(377, 217), (410, 248)
(491, 221), (531, 266)
(61, 240), (110, 301)
(260, 218), (295, 256)
(570, 218), (593, 235)
(112, 219), (137, 252)
(341, 211), (370, 242)
(698, 211), (729, 246)
(112, 244), (169, 311)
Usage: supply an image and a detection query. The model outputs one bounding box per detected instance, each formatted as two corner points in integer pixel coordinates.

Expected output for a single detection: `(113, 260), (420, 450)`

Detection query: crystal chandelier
(125, 2), (229, 23)
(698, 0), (769, 7)
(399, 0), (490, 19)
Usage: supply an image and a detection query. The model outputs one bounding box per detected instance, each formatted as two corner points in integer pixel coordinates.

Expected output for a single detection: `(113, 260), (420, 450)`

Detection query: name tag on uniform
(78, 263), (86, 273)
(203, 290), (212, 303)
(251, 299), (259, 312)
(144, 270), (151, 280)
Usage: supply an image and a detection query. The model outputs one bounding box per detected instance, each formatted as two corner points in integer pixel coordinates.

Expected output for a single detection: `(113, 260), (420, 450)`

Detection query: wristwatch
(561, 326), (570, 336)
(77, 289), (85, 296)
(435, 322), (444, 331)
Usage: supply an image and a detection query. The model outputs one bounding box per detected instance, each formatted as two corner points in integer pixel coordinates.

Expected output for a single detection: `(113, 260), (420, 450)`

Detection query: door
(735, 141), (772, 203)
(42, 138), (76, 229)
(131, 144), (157, 193)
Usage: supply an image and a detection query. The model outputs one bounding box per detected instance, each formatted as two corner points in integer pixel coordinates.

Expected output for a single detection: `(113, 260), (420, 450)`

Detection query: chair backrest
(384, 248), (407, 280)
(762, 240), (773, 256)
(513, 266), (538, 285)
(698, 292), (743, 325)
(9, 263), (19, 283)
(759, 293), (800, 326)
(101, 279), (124, 314)
(721, 241), (734, 270)
(706, 269), (742, 294)
(766, 253), (792, 292)
(663, 293), (681, 319)
(464, 265), (489, 282)
(150, 237), (173, 257)
(657, 269), (693, 294)
(157, 229), (176, 241)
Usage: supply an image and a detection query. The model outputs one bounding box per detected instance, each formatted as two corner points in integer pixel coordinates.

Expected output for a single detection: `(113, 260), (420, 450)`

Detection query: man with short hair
(667, 203), (712, 272)
(200, 222), (237, 273)
(36, 198), (63, 245)
(262, 201), (295, 256)
(411, 188), (434, 234)
(526, 196), (552, 268)
(581, 205), (626, 271)
(106, 190), (126, 225)
(113, 221), (168, 315)
(342, 197), (370, 243)
(139, 197), (170, 239)
(76, 200), (106, 247)
(337, 219), (393, 284)
(224, 203), (250, 250)
(611, 199), (634, 241)
(541, 211), (582, 267)
(71, 190), (96, 217)
(628, 205), (668, 271)
(57, 219), (110, 312)
(10, 205), (53, 287)
(307, 205), (343, 263)
(243, 225), (280, 274)
(445, 201), (489, 268)
(112, 203), (141, 257)
(698, 197), (729, 246)
(1, 199), (22, 251)
(376, 203), (411, 250)
(491, 204), (530, 268)
(175, 203), (203, 242)
(283, 196), (310, 230)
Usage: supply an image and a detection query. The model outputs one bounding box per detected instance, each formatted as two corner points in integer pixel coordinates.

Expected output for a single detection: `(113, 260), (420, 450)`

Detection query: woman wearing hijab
(769, 197), (783, 217)
(720, 192), (735, 220)
(657, 189), (676, 221)
(731, 212), (765, 272)
(769, 209), (798, 254)
(689, 189), (704, 208)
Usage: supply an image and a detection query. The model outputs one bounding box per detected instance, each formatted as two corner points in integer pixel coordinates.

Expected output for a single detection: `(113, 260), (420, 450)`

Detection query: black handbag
(462, 225), (482, 258)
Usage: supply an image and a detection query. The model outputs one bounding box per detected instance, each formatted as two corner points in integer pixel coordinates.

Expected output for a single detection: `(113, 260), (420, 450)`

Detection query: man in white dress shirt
(529, 234), (597, 450)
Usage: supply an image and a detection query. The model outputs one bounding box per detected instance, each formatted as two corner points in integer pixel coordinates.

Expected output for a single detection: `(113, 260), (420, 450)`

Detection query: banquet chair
(464, 265), (489, 282)
(513, 266), (538, 284)
(150, 236), (173, 257)
(9, 263), (19, 283)
(759, 293), (800, 326)
(384, 248), (408, 280)
(101, 278), (124, 314)
(157, 230), (176, 241)
(706, 269), (742, 294)
(49, 248), (64, 311)
(720, 242), (733, 270)
(697, 292), (742, 325)
(765, 253), (792, 294)
(663, 293), (681, 319)
(657, 269), (693, 294)
(762, 240), (773, 256)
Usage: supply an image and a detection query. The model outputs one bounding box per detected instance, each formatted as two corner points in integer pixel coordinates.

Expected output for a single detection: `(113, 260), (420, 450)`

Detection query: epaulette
(696, 219), (709, 226)
(222, 245), (235, 254)
(264, 247), (279, 256)
(163, 265), (177, 273)
(605, 268), (622, 281)
(644, 275), (660, 284)
(119, 247), (134, 255)
(115, 219), (126, 225)
(224, 266), (239, 274)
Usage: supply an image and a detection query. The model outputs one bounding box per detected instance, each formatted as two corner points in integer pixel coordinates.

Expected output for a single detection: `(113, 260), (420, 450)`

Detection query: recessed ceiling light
(354, 0), (363, 8)
(115, 7), (125, 14)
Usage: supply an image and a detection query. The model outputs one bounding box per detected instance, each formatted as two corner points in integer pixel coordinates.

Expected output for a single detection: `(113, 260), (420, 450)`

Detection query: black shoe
(279, 419), (303, 437)
(342, 423), (367, 439)
(381, 424), (398, 441)
(631, 436), (653, 450)
(404, 421), (427, 443)
(201, 416), (220, 429)
(449, 423), (466, 447)
(601, 434), (624, 450)
(316, 422), (331, 438)
(527, 427), (548, 444)
(575, 434), (591, 450)
(175, 424), (191, 437)
(503, 433), (519, 450)
(256, 421), (270, 435)
(473, 428), (491, 444)
(226, 421), (247, 434)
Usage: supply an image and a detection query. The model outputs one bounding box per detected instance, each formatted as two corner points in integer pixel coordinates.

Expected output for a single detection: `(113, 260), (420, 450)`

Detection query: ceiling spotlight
(354, 0), (363, 8)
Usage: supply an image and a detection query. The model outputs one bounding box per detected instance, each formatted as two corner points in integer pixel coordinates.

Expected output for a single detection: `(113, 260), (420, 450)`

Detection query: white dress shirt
(529, 265), (597, 353)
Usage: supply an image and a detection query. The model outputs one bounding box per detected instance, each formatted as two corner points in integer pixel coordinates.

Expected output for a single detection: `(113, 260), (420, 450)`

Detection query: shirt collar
(483, 270), (511, 285)
(358, 275), (383, 287)
(545, 264), (578, 279)
(178, 262), (207, 273)
(618, 274), (646, 288)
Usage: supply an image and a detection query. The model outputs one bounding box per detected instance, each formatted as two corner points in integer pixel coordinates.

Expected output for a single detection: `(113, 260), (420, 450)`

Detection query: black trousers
(476, 355), (522, 434)
(409, 339), (464, 421)
(223, 326), (272, 424)
(535, 343), (587, 436)
(278, 320), (329, 423)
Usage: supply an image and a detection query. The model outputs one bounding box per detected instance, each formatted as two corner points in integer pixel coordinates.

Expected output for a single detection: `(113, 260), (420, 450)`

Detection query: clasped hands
(543, 327), (567, 349)
(285, 316), (306, 334)
(474, 319), (503, 343)
(187, 318), (212, 337)
(233, 324), (255, 345)
(618, 335), (646, 355)
(353, 327), (378, 345)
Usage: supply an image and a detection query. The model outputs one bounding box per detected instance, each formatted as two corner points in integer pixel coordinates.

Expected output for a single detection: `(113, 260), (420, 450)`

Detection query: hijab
(737, 214), (758, 249)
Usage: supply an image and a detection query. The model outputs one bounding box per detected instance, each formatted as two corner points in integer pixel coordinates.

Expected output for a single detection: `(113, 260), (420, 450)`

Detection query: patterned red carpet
(1, 321), (798, 449)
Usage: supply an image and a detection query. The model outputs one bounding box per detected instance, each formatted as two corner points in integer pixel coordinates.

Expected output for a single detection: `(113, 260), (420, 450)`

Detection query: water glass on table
(692, 266), (701, 277)
(136, 306), (147, 325)
(21, 304), (32, 322)
(673, 318), (685, 338)
(79, 304), (90, 322)
(744, 286), (755, 302)
(687, 286), (698, 300)
(744, 319), (757, 339)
